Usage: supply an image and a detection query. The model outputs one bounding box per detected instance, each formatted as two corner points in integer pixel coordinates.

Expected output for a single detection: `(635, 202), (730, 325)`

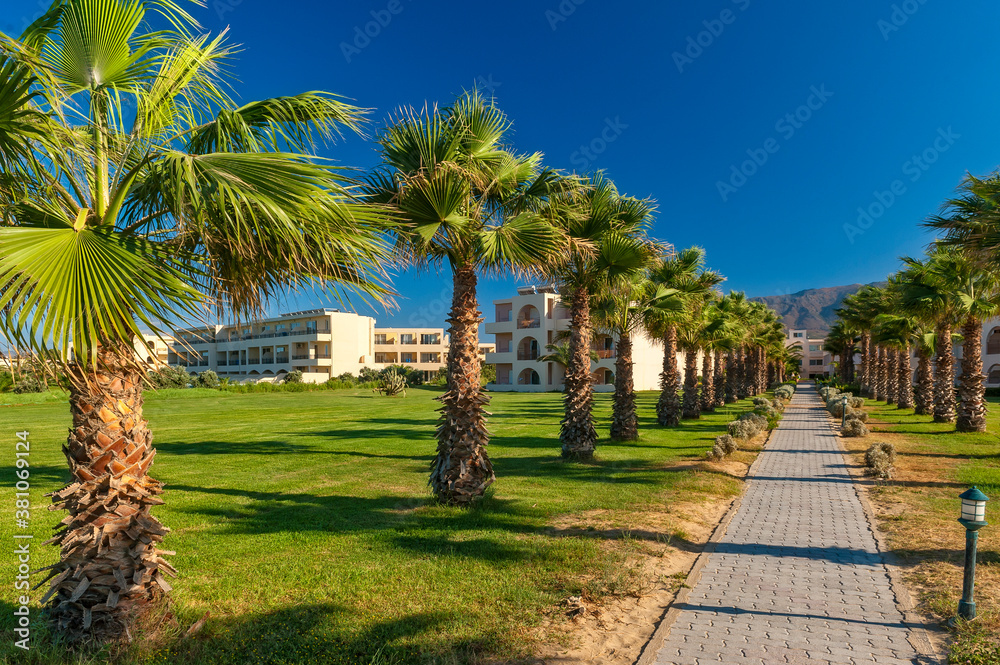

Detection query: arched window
(987, 328), (1000, 355)
(518, 368), (540, 385)
(987, 365), (1000, 385)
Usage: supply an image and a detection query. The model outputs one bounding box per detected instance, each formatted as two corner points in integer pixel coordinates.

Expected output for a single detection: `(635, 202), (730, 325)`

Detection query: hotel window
(809, 359), (823, 366)
(375, 334), (388, 344)
(291, 322), (301, 329)
(809, 344), (820, 352)
(793, 332), (803, 338)
(420, 333), (439, 345)
(400, 334), (416, 344)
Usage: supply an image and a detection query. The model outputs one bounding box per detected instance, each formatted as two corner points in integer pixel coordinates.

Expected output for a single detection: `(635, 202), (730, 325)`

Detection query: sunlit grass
(0, 386), (758, 664)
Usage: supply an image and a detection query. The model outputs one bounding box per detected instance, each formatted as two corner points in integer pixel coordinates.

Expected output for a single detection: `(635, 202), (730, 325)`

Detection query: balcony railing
(594, 349), (616, 359)
(199, 361), (209, 367)
(315, 353), (331, 359)
(374, 339), (396, 345)
(517, 351), (539, 361)
(292, 354), (310, 360)
(276, 356), (289, 364)
(517, 318), (540, 329)
(495, 311), (513, 322)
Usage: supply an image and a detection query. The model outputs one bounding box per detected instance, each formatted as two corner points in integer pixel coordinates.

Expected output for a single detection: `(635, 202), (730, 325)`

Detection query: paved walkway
(652, 383), (925, 665)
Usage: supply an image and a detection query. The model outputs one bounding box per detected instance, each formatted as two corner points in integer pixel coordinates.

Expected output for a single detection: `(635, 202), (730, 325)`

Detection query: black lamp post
(957, 486), (989, 621)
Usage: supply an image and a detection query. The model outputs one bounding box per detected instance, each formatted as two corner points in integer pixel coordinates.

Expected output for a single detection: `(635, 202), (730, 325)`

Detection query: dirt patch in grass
(842, 402), (1000, 663)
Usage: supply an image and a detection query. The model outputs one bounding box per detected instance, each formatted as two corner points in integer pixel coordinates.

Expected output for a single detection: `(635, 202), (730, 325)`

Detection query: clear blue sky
(7, 0), (1000, 329)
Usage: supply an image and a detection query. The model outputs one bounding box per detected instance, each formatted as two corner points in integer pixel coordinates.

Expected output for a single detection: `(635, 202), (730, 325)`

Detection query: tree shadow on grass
(153, 602), (475, 665)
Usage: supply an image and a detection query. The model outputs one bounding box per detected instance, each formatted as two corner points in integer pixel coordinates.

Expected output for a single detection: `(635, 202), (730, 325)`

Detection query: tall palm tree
(594, 271), (680, 440)
(368, 90), (566, 500)
(839, 286), (890, 396)
(824, 321), (857, 384)
(874, 311), (919, 409)
(918, 248), (1000, 431)
(646, 247), (713, 426)
(0, 0), (393, 641)
(544, 173), (657, 458)
(913, 327), (936, 415)
(717, 292), (751, 403)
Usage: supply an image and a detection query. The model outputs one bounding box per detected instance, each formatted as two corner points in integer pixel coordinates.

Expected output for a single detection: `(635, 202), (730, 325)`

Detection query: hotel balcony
(517, 318), (540, 329)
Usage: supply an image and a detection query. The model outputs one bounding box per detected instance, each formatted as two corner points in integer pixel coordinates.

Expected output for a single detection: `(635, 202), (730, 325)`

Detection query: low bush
(842, 417), (869, 438)
(864, 441), (896, 479)
(728, 418), (759, 440)
(283, 370), (304, 384)
(12, 373), (47, 394)
(148, 365), (192, 389)
(193, 370), (220, 389)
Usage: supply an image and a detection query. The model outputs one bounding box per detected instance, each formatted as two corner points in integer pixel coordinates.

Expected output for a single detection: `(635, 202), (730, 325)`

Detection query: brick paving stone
(653, 384), (922, 665)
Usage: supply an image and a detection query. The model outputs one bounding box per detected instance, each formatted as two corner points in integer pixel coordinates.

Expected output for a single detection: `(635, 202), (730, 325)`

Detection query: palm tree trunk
(682, 347), (700, 419)
(431, 266), (494, 503)
(914, 347), (934, 415)
(933, 321), (957, 424)
(737, 346), (750, 399)
(610, 334), (638, 440)
(897, 345), (913, 409)
(700, 350), (715, 412)
(561, 287), (598, 457)
(859, 332), (871, 396)
(885, 347), (897, 405)
(725, 349), (739, 403)
(655, 326), (681, 427)
(713, 351), (726, 408)
(957, 316), (987, 432)
(43, 347), (174, 641)
(873, 345), (886, 402)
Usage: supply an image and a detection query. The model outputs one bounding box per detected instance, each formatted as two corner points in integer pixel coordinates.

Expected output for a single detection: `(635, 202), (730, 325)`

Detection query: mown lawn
(0, 386), (758, 664)
(846, 397), (1000, 664)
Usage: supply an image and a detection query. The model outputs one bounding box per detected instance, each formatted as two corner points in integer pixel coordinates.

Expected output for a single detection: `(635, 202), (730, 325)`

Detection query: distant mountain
(751, 284), (876, 336)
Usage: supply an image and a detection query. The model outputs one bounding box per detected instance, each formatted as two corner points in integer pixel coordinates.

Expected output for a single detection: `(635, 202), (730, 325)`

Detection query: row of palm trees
(0, 0), (791, 644)
(835, 174), (1000, 434)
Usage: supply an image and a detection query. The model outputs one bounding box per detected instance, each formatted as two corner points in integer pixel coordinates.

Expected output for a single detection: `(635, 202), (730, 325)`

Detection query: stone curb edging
(633, 423), (776, 665)
(824, 399), (945, 665)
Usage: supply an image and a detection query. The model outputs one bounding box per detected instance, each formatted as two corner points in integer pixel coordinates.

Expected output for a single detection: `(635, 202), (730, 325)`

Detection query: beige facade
(168, 309), (375, 384)
(786, 329), (831, 378)
(373, 328), (449, 381)
(484, 285), (690, 392)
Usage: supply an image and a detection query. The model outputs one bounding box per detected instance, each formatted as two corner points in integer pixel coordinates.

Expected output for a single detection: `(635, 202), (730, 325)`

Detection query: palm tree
(537, 340), (598, 369)
(594, 272), (680, 440)
(824, 322), (857, 384)
(0, 0), (392, 641)
(839, 286), (890, 396)
(646, 247), (711, 426)
(544, 173), (657, 458)
(368, 90), (566, 499)
(913, 327), (936, 415)
(899, 252), (965, 424)
(918, 248), (1000, 431)
(873, 311), (919, 409)
(716, 292), (751, 403)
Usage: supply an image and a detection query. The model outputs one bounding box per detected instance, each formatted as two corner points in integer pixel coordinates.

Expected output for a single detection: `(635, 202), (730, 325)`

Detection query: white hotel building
(167, 309), (452, 383)
(484, 285), (678, 393)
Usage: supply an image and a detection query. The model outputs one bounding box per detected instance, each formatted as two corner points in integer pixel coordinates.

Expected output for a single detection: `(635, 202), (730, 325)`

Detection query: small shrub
(728, 418), (759, 440)
(842, 417), (869, 438)
(752, 397), (770, 407)
(864, 441), (896, 479)
(717, 434), (738, 455)
(849, 396), (864, 408)
(193, 370), (220, 389)
(147, 365), (192, 389)
(283, 370), (304, 384)
(707, 443), (726, 461)
(374, 368), (407, 397)
(336, 372), (357, 384)
(358, 367), (381, 382)
(12, 373), (46, 394)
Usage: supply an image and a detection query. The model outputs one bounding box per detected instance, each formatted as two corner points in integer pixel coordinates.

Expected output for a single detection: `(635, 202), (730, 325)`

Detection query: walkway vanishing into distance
(650, 383), (931, 665)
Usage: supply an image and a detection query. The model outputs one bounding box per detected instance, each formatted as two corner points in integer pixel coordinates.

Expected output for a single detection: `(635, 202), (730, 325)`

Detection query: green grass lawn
(847, 397), (1000, 663)
(0, 386), (759, 665)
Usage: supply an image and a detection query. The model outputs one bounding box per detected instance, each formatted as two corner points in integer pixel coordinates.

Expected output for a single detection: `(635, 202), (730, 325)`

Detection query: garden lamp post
(841, 395), (848, 428)
(957, 486), (989, 621)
